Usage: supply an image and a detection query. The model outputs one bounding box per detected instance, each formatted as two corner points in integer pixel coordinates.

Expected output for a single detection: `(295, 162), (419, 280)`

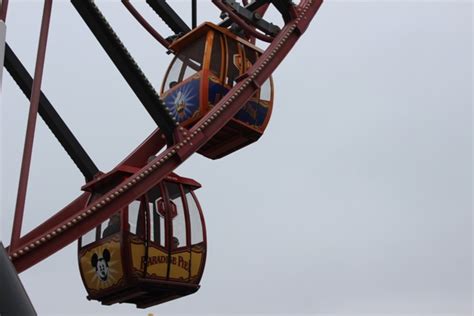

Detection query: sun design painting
(80, 241), (124, 292)
(163, 79), (200, 123)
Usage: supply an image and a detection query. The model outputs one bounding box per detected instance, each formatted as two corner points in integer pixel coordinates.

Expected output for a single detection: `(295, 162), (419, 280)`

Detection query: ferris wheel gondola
(161, 22), (274, 159)
(78, 172), (206, 308)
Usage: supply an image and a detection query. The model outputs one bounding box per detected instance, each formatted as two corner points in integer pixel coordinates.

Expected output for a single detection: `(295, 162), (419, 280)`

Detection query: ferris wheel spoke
(10, 0), (53, 251)
(71, 0), (177, 144)
(192, 0), (197, 29)
(146, 0), (191, 36)
(4, 43), (100, 182)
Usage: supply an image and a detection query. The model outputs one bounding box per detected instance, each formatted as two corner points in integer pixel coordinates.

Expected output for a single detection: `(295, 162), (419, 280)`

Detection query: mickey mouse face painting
(91, 249), (111, 281)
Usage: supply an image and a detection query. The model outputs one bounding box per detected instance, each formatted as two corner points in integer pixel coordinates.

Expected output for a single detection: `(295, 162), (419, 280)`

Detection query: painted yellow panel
(145, 246), (168, 279)
(133, 244), (206, 282)
(79, 238), (124, 293)
(191, 245), (205, 280)
(130, 240), (146, 276)
(169, 251), (191, 281)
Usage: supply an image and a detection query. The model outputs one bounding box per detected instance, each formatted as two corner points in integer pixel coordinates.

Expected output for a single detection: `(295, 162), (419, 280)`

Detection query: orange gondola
(161, 22), (274, 159)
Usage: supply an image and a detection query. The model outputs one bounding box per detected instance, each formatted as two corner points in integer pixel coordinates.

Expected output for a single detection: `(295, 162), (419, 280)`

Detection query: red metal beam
(14, 193), (91, 249)
(13, 127), (166, 251)
(9, 0), (323, 272)
(10, 0), (53, 251)
(119, 128), (167, 168)
(248, 3), (270, 44)
(121, 0), (170, 50)
(0, 0), (9, 22)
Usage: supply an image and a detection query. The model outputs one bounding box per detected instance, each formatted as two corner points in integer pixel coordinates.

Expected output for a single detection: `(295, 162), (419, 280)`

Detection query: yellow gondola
(78, 172), (206, 308)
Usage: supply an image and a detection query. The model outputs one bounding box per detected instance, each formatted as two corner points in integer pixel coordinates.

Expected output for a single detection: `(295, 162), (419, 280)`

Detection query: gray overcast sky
(1, 1), (472, 315)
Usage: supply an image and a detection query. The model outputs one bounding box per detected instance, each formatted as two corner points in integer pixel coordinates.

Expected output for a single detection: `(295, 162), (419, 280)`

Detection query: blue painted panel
(208, 80), (269, 130)
(163, 79), (201, 123)
(234, 100), (269, 129)
(208, 80), (229, 107)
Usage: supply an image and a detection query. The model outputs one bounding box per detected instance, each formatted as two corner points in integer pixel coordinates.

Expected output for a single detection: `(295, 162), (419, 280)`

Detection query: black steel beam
(71, 0), (176, 144)
(223, 0), (280, 36)
(271, 0), (294, 23)
(4, 43), (100, 182)
(219, 0), (292, 28)
(0, 242), (36, 315)
(219, 0), (269, 28)
(192, 0), (197, 29)
(146, 0), (191, 35)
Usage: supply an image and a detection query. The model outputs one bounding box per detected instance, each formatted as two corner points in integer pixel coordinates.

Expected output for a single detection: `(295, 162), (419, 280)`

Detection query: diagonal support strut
(4, 43), (100, 182)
